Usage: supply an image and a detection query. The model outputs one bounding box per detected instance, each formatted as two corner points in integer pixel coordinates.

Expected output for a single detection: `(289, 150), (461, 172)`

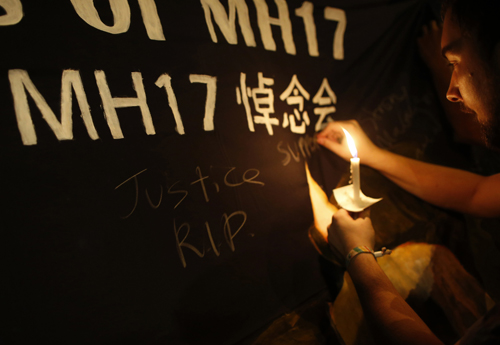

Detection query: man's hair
(441, 0), (500, 58)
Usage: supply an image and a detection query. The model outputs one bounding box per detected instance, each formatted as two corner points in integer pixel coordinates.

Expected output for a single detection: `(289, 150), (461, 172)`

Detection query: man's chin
(480, 122), (500, 149)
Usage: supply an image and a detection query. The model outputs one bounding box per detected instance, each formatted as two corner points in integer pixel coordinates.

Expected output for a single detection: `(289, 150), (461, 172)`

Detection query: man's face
(441, 9), (500, 147)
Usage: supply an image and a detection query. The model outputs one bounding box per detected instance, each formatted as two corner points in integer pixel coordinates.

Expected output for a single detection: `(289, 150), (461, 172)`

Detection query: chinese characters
(236, 73), (337, 135)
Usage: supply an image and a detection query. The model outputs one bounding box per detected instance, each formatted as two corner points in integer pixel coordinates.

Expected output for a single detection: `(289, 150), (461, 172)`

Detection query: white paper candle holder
(333, 184), (382, 212)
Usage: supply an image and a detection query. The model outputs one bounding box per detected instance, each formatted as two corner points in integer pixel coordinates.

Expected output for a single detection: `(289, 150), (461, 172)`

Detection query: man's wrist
(364, 147), (386, 170)
(346, 249), (378, 271)
(345, 246), (392, 269)
(345, 246), (376, 268)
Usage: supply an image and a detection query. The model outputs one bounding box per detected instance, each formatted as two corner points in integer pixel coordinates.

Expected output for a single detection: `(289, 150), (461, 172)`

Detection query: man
(317, 0), (500, 343)
(440, 0), (500, 148)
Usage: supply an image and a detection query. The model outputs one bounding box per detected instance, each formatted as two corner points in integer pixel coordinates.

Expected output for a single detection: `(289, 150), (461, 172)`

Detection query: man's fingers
(359, 208), (371, 219)
(330, 209), (348, 227)
(422, 24), (429, 35)
(431, 20), (439, 31)
(317, 136), (339, 152)
(333, 208), (349, 219)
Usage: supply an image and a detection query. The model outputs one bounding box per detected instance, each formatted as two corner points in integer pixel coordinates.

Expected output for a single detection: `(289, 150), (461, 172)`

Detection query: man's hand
(316, 120), (382, 167)
(327, 208), (375, 259)
(417, 20), (449, 75)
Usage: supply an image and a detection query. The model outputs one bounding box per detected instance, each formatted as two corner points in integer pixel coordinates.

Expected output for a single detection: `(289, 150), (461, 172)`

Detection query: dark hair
(441, 0), (500, 58)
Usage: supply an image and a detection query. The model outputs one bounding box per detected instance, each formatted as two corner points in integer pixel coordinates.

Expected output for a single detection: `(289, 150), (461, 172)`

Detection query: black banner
(1, 1), (441, 344)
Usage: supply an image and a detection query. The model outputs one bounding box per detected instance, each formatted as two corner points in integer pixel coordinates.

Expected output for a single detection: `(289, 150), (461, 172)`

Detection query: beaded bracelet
(345, 246), (392, 268)
(345, 246), (375, 268)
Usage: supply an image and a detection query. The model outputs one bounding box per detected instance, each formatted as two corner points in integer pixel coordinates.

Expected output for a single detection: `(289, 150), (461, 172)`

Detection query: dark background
(1, 1), (444, 344)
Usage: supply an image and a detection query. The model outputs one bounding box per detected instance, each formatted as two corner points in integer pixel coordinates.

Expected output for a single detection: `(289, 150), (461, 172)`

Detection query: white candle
(342, 128), (361, 203)
(350, 157), (361, 203)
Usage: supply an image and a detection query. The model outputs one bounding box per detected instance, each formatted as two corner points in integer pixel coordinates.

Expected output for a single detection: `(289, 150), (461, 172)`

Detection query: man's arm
(317, 120), (500, 218)
(348, 255), (444, 344)
(328, 209), (444, 345)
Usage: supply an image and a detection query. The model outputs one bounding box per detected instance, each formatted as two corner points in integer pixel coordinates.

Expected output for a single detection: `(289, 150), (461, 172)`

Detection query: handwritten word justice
(1, 1), (346, 60)
(115, 165), (264, 267)
(8, 69), (337, 145)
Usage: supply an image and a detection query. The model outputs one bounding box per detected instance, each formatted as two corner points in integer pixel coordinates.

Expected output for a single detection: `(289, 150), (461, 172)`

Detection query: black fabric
(0, 1), (444, 344)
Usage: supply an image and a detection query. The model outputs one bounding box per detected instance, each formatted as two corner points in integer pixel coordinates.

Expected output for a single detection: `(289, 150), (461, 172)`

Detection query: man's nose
(446, 74), (462, 102)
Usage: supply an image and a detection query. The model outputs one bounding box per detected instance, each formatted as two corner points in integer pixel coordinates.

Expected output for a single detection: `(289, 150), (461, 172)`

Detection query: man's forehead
(441, 9), (463, 54)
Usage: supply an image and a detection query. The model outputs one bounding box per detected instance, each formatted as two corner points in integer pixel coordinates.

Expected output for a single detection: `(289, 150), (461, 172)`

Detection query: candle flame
(342, 128), (357, 158)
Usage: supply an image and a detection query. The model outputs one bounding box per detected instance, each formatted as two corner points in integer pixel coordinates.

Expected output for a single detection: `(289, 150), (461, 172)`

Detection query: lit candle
(342, 128), (361, 203)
